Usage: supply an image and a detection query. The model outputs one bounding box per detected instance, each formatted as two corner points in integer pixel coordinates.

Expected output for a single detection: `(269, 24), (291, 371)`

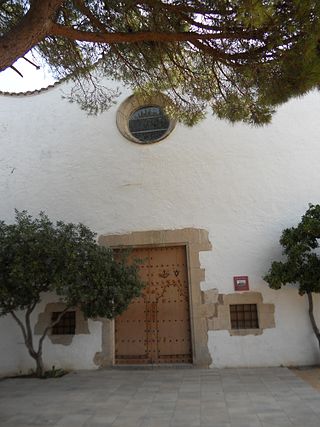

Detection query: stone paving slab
(0, 368), (319, 427)
(291, 367), (320, 391)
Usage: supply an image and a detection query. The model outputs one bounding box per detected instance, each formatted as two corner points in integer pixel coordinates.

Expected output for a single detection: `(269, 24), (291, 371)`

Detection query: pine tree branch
(50, 23), (274, 64)
(10, 65), (23, 77)
(72, 0), (107, 33)
(0, 0), (63, 71)
(49, 23), (266, 46)
(23, 55), (40, 69)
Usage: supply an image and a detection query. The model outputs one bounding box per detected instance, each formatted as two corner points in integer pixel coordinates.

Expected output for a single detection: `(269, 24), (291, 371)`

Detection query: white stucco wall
(0, 81), (320, 374)
(0, 294), (103, 375)
(0, 315), (21, 375)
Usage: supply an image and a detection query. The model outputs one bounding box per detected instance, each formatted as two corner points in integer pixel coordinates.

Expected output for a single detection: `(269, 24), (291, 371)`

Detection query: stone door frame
(96, 228), (212, 367)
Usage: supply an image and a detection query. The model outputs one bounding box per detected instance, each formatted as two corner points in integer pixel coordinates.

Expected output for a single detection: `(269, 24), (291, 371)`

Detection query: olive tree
(0, 211), (143, 377)
(264, 204), (320, 351)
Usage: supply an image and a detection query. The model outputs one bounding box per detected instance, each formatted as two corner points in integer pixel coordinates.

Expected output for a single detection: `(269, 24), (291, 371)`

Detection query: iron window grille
(230, 304), (259, 329)
(128, 106), (170, 143)
(51, 311), (76, 335)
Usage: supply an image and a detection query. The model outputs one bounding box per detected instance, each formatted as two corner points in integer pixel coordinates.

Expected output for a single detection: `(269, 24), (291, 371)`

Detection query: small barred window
(230, 304), (259, 329)
(51, 311), (76, 335)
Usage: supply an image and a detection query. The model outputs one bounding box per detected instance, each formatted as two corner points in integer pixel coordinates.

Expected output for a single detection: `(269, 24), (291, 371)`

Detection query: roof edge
(0, 76), (69, 98)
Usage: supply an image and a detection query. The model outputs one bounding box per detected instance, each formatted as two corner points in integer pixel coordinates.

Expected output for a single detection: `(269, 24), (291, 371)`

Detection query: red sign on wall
(233, 276), (249, 291)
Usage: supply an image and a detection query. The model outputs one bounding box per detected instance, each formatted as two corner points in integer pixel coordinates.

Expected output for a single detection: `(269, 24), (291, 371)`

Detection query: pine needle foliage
(1, 1), (320, 125)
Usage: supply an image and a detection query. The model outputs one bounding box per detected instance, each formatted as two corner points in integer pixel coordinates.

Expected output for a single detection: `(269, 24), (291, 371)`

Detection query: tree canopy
(1, 1), (320, 125)
(0, 211), (143, 376)
(264, 204), (320, 351)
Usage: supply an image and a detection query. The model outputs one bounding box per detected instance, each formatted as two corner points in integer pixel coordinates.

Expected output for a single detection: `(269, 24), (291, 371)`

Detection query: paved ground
(292, 367), (320, 391)
(0, 367), (320, 427)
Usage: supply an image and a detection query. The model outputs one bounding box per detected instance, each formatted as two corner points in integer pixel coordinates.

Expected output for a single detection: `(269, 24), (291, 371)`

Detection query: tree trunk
(25, 347), (45, 377)
(35, 353), (45, 378)
(11, 306), (70, 378)
(0, 0), (63, 71)
(10, 308), (46, 377)
(307, 291), (320, 351)
(25, 346), (45, 377)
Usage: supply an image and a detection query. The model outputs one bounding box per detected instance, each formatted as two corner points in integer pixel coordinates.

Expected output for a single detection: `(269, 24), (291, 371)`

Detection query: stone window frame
(203, 291), (275, 337)
(96, 228), (212, 368)
(34, 302), (90, 346)
(116, 94), (176, 144)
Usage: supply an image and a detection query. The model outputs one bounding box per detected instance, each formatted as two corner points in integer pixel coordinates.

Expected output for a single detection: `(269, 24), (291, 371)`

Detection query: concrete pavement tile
(154, 392), (178, 401)
(141, 419), (171, 427)
(83, 415), (115, 427)
(2, 414), (61, 427)
(277, 399), (320, 419)
(256, 411), (291, 424)
(287, 413), (320, 426)
(250, 401), (281, 412)
(222, 385), (248, 393)
(201, 424), (231, 427)
(111, 415), (144, 427)
(229, 414), (262, 426)
(290, 421), (320, 427)
(230, 420), (262, 427)
(200, 392), (225, 401)
(261, 422), (293, 427)
(225, 392), (249, 402)
(147, 407), (176, 416)
(227, 405), (257, 416)
(172, 411), (200, 422)
(0, 368), (319, 427)
(201, 401), (228, 410)
(303, 397), (320, 413)
(271, 395), (302, 404)
(54, 414), (92, 427)
(170, 420), (201, 427)
(201, 413), (230, 424)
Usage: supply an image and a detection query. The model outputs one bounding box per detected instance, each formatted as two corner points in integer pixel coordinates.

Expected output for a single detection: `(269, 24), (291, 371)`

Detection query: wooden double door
(115, 246), (192, 364)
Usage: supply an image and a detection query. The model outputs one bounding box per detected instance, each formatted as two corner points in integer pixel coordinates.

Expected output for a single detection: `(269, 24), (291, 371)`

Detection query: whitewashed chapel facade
(0, 80), (319, 375)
